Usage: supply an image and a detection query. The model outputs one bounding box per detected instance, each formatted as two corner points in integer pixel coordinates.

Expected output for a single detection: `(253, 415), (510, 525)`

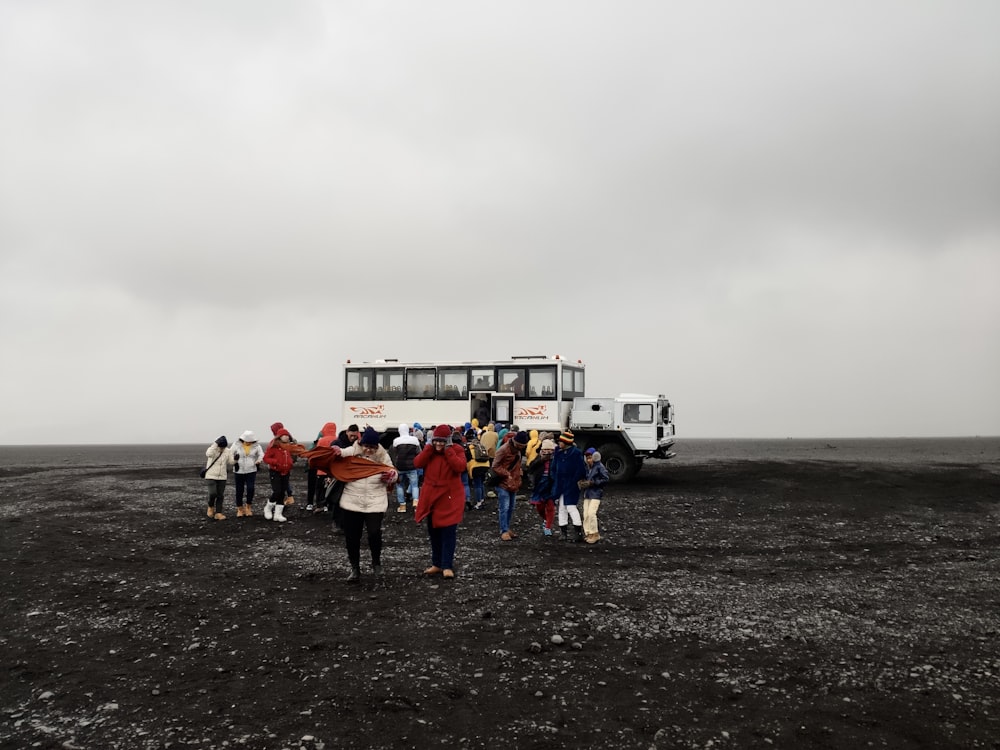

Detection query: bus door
(492, 395), (513, 425)
(470, 392), (492, 427)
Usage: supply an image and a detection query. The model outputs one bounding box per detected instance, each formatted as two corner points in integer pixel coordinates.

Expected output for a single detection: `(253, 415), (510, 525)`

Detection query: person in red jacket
(262, 429), (296, 523)
(413, 424), (467, 579)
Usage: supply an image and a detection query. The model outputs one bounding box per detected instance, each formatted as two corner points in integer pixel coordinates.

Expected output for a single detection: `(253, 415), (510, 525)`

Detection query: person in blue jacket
(551, 430), (587, 542)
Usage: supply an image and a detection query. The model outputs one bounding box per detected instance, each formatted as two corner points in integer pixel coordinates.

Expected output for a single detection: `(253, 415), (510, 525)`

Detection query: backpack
(471, 441), (490, 463)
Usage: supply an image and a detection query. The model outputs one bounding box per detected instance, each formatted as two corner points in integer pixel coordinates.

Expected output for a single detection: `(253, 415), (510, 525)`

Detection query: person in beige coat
(335, 427), (397, 582)
(204, 436), (236, 520)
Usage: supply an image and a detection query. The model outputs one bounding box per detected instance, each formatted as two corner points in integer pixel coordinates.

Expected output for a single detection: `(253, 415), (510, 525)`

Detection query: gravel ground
(2, 452), (999, 749)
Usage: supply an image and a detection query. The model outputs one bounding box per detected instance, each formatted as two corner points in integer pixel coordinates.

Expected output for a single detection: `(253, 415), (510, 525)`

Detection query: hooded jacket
(413, 442), (467, 527)
(232, 437), (264, 474)
(551, 444), (587, 505)
(392, 423), (420, 472)
(204, 442), (236, 481)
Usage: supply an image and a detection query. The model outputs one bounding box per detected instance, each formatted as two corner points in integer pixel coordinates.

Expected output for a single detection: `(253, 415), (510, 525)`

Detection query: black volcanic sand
(2, 457), (999, 749)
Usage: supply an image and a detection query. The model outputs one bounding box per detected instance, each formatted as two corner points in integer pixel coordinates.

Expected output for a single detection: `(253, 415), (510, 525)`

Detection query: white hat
(240, 430), (257, 442)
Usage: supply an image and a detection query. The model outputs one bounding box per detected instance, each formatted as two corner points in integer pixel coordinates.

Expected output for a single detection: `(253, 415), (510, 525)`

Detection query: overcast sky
(1, 1), (998, 445)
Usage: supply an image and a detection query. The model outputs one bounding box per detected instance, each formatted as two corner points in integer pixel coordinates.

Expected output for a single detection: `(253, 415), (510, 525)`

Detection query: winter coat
(231, 440), (264, 474)
(413, 443), (467, 527)
(551, 445), (587, 505)
(526, 455), (556, 501)
(263, 440), (295, 476)
(338, 443), (394, 514)
(467, 440), (491, 479)
(479, 427), (499, 457)
(204, 443), (235, 481)
(314, 422), (339, 475)
(392, 423), (421, 472)
(524, 430), (541, 464)
(583, 460), (610, 500)
(491, 441), (524, 493)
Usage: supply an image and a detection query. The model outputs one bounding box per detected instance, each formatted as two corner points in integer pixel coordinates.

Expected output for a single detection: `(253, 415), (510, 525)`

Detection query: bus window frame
(497, 367), (526, 396)
(437, 368), (469, 400)
(406, 368), (437, 399)
(526, 366), (556, 398)
(345, 368), (375, 400)
(373, 368), (405, 400)
(470, 367), (496, 391)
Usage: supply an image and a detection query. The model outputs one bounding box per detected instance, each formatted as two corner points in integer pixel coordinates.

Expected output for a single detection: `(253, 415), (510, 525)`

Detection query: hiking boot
(346, 566), (361, 583)
(207, 505), (214, 518)
(442, 569), (455, 580)
(264, 502), (275, 521)
(396, 504), (407, 513)
(236, 505), (246, 518)
(572, 524), (584, 543)
(559, 525), (568, 540)
(244, 505), (254, 516)
(500, 531), (513, 542)
(423, 566), (442, 576)
(373, 564), (384, 576)
(213, 512), (227, 521)
(273, 505), (287, 523)
(587, 533), (601, 544)
(284, 496), (295, 506)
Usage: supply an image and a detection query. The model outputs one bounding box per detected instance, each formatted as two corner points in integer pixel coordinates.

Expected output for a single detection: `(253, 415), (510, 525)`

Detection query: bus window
(346, 368), (374, 399)
(406, 368), (436, 398)
(374, 368), (404, 399)
(561, 366), (584, 399)
(527, 367), (555, 398)
(438, 368), (469, 399)
(498, 367), (526, 396)
(623, 403), (653, 423)
(471, 368), (495, 391)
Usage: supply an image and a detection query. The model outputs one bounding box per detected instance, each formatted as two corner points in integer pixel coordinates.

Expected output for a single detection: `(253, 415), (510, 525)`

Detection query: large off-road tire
(599, 443), (637, 482)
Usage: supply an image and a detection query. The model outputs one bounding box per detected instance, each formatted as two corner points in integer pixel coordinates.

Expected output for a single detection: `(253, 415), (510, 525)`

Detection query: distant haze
(1, 1), (998, 444)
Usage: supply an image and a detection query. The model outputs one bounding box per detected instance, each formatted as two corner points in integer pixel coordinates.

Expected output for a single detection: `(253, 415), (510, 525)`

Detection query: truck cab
(569, 394), (676, 481)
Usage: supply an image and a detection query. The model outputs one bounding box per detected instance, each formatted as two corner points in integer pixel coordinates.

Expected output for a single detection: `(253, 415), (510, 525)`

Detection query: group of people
(201, 418), (610, 582)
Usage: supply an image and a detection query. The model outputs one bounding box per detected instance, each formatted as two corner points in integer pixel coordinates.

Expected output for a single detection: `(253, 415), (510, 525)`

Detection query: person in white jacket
(204, 436), (236, 520)
(231, 430), (265, 517)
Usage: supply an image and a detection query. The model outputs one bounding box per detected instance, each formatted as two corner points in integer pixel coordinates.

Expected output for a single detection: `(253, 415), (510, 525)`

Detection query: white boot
(273, 504), (287, 523)
(264, 501), (275, 521)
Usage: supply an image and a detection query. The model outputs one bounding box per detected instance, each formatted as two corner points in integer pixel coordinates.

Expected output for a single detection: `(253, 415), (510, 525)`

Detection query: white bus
(342, 355), (676, 481)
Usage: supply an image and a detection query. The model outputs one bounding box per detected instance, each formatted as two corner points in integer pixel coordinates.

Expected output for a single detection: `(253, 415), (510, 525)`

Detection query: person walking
(525, 438), (557, 536)
(492, 431), (528, 541)
(330, 427), (396, 583)
(204, 436), (235, 520)
(231, 430), (264, 517)
(466, 429), (490, 509)
(263, 428), (296, 523)
(551, 430), (587, 542)
(413, 424), (467, 579)
(391, 423), (421, 513)
(580, 448), (610, 543)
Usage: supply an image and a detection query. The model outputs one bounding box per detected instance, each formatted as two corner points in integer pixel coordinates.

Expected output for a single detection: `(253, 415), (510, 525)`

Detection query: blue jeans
(427, 521), (458, 570)
(461, 472), (470, 502)
(395, 469), (420, 505)
(497, 487), (516, 534)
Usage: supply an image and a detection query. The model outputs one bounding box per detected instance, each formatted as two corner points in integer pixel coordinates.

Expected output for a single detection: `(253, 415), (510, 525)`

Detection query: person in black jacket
(391, 423), (421, 512)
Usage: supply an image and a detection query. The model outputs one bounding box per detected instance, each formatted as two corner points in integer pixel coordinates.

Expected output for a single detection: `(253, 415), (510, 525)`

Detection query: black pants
(234, 472), (257, 506)
(341, 509), (383, 569)
(326, 480), (345, 527)
(306, 468), (320, 505)
(269, 470), (291, 504)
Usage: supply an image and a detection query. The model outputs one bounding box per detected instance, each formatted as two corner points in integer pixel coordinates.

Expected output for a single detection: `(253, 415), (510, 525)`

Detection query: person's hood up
(239, 430), (257, 443)
(321, 422), (338, 438)
(529, 429), (539, 440)
(399, 423), (410, 436)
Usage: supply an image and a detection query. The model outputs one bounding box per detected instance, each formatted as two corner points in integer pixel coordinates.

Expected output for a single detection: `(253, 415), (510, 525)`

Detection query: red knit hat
(270, 422), (284, 436)
(432, 424), (452, 439)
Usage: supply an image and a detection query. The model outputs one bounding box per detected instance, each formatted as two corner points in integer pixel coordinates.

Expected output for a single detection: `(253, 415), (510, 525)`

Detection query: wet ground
(2, 449), (999, 749)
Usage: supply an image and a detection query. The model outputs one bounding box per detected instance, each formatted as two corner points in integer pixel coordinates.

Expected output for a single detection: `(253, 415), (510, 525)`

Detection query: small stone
(550, 634), (565, 646)
(38, 691), (55, 701)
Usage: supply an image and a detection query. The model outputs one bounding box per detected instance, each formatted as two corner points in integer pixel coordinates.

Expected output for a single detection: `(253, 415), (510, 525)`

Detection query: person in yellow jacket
(524, 429), (541, 464)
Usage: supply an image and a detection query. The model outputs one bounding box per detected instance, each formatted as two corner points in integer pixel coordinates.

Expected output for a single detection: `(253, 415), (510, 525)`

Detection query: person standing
(492, 431), (528, 541)
(465, 429), (490, 510)
(263, 428), (296, 523)
(306, 423), (337, 512)
(413, 424), (467, 579)
(526, 438), (557, 536)
(580, 448), (610, 543)
(269, 421), (296, 506)
(326, 424), (360, 531)
(551, 430), (587, 542)
(391, 423), (421, 513)
(204, 436), (235, 520)
(231, 430), (264, 517)
(479, 422), (499, 458)
(332, 427), (396, 583)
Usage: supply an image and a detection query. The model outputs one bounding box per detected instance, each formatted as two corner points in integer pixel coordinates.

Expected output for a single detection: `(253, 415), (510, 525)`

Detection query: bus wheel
(599, 443), (637, 482)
